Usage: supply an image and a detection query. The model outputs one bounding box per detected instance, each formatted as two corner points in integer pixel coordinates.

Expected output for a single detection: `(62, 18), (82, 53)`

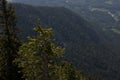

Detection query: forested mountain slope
(13, 3), (120, 80)
(10, 0), (120, 47)
(10, 0), (120, 48)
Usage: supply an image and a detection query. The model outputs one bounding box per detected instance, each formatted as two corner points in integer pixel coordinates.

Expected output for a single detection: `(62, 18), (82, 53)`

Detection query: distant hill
(10, 0), (120, 40)
(68, 0), (120, 56)
(13, 3), (120, 80)
(10, 0), (120, 45)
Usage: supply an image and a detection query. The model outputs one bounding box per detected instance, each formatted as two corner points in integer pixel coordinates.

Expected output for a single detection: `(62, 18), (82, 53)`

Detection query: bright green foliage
(14, 20), (65, 80)
(0, 0), (21, 80)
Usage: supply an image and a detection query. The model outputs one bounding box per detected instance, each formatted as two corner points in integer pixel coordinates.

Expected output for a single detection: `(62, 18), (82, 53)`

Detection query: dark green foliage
(14, 20), (97, 80)
(12, 3), (118, 80)
(0, 1), (111, 80)
(0, 0), (21, 80)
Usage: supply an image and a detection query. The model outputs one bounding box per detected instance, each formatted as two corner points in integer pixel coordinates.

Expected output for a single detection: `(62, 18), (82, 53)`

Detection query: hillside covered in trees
(11, 0), (120, 55)
(1, 0), (120, 80)
(0, 0), (98, 80)
(12, 3), (120, 80)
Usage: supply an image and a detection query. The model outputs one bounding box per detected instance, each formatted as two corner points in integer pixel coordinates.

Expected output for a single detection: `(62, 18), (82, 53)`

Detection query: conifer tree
(14, 20), (64, 80)
(0, 0), (22, 80)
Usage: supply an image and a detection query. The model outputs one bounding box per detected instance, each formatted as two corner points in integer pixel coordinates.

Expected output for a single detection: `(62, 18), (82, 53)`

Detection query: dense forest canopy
(0, 0), (98, 80)
(0, 0), (120, 80)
